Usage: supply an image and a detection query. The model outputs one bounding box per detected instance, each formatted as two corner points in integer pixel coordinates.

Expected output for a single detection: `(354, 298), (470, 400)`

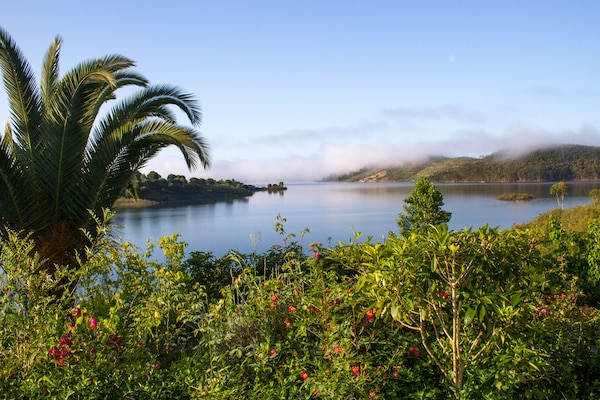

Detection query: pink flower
(351, 365), (360, 376)
(269, 349), (277, 357)
(537, 307), (550, 316)
(89, 317), (98, 329)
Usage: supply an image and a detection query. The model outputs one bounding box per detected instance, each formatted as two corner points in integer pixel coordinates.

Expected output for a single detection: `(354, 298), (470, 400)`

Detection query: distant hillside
(325, 144), (600, 183)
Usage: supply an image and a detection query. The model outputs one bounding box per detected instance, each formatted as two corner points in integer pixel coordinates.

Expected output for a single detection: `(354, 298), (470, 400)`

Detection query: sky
(2, 1), (600, 183)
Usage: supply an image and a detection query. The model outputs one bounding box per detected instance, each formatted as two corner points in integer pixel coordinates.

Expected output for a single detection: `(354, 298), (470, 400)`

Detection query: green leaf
(464, 307), (476, 325)
(478, 304), (486, 322)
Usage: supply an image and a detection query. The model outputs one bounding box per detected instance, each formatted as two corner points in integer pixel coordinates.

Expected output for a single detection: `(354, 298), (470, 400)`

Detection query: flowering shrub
(0, 217), (599, 398)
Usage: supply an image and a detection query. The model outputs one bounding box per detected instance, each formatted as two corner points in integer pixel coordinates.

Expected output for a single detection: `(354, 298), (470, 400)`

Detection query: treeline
(331, 144), (600, 182)
(124, 171), (260, 203)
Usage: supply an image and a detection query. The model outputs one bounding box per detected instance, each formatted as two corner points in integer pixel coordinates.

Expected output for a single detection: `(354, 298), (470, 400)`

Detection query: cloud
(142, 104), (600, 183)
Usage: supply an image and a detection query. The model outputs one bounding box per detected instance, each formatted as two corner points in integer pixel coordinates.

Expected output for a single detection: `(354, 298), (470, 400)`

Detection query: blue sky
(2, 1), (600, 182)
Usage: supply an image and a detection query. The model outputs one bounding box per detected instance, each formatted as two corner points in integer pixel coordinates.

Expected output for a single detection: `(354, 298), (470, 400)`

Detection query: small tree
(397, 176), (451, 236)
(550, 182), (567, 210)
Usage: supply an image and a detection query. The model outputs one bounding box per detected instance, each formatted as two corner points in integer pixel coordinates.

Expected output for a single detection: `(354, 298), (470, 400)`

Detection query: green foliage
(1, 214), (600, 398)
(397, 176), (452, 237)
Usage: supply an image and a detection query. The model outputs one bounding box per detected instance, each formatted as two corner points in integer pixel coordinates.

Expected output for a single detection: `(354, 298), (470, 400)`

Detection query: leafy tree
(397, 176), (451, 236)
(0, 28), (210, 284)
(550, 181), (568, 210)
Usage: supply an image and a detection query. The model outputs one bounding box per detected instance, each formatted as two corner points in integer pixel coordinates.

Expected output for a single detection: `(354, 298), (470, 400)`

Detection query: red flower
(408, 344), (421, 357)
(288, 305), (296, 312)
(89, 317), (98, 329)
(299, 371), (309, 380)
(48, 345), (68, 360)
(58, 336), (73, 347)
(440, 290), (449, 300)
(351, 365), (360, 376)
(365, 308), (377, 322)
(70, 307), (81, 318)
(284, 319), (292, 328)
(269, 349), (277, 357)
(107, 334), (123, 348)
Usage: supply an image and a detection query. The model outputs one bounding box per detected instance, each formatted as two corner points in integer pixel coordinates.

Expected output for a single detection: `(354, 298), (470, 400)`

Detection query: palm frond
(40, 36), (62, 113)
(0, 27), (42, 158)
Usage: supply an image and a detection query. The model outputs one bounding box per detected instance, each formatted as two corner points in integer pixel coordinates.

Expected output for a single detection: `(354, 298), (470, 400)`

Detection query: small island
(115, 172), (286, 207)
(497, 193), (534, 201)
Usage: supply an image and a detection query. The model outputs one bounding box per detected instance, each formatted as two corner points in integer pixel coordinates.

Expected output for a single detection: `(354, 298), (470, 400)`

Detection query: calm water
(112, 182), (600, 257)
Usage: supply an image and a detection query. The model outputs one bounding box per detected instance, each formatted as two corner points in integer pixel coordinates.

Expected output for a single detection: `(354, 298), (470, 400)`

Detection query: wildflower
(393, 371), (398, 377)
(408, 344), (421, 357)
(369, 391), (377, 398)
(440, 290), (449, 300)
(285, 319), (292, 328)
(300, 371), (309, 380)
(537, 307), (550, 316)
(269, 303), (276, 309)
(68, 322), (76, 330)
(333, 344), (342, 354)
(365, 308), (377, 323)
(89, 317), (98, 329)
(48, 345), (68, 359)
(58, 336), (73, 347)
(269, 349), (277, 357)
(70, 307), (81, 318)
(57, 360), (67, 367)
(351, 365), (360, 376)
(288, 305), (296, 312)
(107, 334), (123, 348)
(591, 347), (597, 354)
(270, 295), (277, 302)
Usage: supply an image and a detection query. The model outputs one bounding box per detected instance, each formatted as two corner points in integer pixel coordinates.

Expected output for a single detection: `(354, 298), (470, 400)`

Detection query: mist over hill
(324, 144), (600, 183)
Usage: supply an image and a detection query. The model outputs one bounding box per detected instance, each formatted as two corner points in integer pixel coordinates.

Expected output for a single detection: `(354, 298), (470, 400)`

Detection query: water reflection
(113, 181), (600, 257)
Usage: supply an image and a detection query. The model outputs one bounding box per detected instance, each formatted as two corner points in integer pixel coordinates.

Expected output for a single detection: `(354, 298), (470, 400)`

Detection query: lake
(112, 181), (600, 257)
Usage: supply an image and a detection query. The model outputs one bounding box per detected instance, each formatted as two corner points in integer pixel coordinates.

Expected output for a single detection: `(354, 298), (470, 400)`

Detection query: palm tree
(0, 27), (210, 282)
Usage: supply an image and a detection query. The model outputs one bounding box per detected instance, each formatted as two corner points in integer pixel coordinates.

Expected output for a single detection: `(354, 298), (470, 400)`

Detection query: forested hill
(326, 144), (600, 183)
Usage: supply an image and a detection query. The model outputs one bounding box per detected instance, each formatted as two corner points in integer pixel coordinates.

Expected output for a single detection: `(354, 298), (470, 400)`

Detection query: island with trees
(114, 172), (287, 207)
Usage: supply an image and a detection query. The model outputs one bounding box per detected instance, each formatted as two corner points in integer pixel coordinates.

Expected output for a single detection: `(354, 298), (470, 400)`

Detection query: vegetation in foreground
(2, 180), (600, 399)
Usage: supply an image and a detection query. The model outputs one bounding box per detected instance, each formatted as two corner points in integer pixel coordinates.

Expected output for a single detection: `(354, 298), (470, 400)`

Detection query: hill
(325, 144), (600, 183)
